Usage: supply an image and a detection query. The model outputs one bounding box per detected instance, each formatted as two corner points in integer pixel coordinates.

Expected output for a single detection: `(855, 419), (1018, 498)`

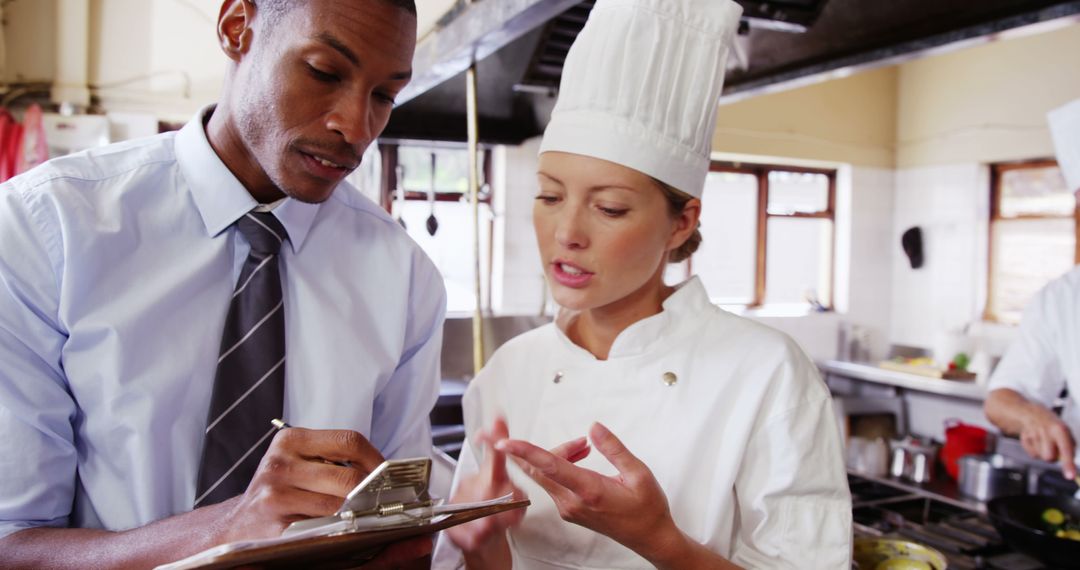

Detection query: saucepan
(852, 537), (947, 570)
(986, 494), (1080, 568)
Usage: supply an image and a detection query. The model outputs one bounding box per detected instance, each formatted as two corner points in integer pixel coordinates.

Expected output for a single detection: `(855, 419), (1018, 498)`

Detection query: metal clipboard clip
(282, 457), (434, 537)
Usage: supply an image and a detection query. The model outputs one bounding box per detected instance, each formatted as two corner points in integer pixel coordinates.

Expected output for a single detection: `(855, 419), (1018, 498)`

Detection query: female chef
(437, 0), (852, 567)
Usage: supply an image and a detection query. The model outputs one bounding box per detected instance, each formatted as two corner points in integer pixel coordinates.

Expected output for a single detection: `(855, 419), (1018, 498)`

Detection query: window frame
(378, 142), (493, 208)
(702, 161), (837, 309)
(983, 158), (1079, 322)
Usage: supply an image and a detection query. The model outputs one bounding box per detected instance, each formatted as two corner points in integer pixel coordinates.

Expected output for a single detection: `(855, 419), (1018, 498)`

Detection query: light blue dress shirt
(0, 107), (446, 538)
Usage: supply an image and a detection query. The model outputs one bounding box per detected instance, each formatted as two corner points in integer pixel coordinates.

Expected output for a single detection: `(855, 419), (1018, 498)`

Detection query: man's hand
(214, 427), (386, 543)
(0, 427), (404, 570)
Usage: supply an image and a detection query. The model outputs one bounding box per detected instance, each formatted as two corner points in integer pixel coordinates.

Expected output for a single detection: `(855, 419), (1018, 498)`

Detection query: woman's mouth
(552, 261), (594, 288)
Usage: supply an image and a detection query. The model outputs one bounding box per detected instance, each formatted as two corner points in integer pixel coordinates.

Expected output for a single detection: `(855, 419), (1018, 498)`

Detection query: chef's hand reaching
(1018, 403), (1077, 480)
(496, 422), (741, 570)
(986, 388), (1078, 480)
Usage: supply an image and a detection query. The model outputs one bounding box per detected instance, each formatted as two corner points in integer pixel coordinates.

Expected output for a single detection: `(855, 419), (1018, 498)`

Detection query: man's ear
(217, 0), (256, 62)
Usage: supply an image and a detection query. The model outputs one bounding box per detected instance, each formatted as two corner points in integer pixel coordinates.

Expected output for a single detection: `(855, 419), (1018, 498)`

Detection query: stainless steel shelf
(820, 360), (988, 402)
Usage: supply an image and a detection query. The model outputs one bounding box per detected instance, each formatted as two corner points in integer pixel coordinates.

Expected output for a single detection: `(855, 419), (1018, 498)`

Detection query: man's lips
(299, 149), (358, 171)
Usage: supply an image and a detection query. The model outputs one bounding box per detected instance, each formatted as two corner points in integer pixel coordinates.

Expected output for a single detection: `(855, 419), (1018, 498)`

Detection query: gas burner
(848, 474), (1047, 569)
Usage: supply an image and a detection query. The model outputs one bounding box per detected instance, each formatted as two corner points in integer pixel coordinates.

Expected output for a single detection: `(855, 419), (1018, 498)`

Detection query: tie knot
(237, 212), (288, 255)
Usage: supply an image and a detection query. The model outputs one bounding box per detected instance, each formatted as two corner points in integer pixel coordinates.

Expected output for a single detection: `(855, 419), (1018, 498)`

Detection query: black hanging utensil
(394, 164), (407, 230)
(426, 152), (439, 236)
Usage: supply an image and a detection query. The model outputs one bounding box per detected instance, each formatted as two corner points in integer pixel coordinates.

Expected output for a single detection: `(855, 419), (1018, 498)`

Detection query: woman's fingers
(497, 439), (603, 501)
(551, 437), (591, 464)
(589, 423), (645, 475)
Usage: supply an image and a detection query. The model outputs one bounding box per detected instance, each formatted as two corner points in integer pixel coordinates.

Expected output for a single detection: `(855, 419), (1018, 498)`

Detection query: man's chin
(279, 183), (339, 204)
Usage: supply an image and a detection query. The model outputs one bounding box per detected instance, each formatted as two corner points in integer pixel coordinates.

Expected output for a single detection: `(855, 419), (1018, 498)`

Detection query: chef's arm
(985, 388), (1077, 479)
(645, 524), (742, 570)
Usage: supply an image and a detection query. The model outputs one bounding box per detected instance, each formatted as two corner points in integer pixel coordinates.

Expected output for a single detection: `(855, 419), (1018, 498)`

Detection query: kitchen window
(692, 162), (836, 310)
(380, 143), (494, 313)
(985, 160), (1077, 324)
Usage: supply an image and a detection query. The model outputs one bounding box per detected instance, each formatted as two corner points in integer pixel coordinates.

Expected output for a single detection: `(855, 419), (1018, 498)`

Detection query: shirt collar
(554, 276), (713, 359)
(175, 105), (320, 253)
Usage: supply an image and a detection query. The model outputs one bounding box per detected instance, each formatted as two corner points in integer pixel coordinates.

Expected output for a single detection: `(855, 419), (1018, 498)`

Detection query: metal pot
(889, 438), (938, 484)
(957, 453), (1026, 501)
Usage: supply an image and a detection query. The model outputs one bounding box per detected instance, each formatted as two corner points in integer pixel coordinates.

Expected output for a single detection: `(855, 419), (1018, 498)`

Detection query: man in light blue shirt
(0, 0), (442, 567)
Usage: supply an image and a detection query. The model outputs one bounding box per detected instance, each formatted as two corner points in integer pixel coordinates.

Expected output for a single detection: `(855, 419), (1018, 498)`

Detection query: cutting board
(878, 360), (976, 381)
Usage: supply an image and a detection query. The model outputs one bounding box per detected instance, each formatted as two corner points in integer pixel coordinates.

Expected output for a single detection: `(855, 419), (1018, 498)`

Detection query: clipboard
(157, 458), (528, 570)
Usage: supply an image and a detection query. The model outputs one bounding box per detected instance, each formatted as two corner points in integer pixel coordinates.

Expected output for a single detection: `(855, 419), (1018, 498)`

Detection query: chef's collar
(555, 276), (714, 359)
(176, 104), (319, 253)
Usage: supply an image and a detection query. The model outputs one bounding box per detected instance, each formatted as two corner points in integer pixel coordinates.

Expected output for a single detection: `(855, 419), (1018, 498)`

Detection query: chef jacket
(0, 105), (446, 538)
(438, 277), (852, 569)
(989, 265), (1080, 465)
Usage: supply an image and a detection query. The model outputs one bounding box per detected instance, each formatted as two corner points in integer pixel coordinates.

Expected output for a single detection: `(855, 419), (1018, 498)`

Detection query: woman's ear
(217, 0), (256, 62)
(667, 197), (701, 251)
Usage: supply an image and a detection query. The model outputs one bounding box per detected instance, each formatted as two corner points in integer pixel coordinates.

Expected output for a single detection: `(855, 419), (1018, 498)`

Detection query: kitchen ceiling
(383, 0), (1080, 144)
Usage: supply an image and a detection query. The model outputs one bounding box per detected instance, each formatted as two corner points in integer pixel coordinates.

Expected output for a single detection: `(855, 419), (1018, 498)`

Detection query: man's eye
(307, 65), (339, 83)
(374, 91), (396, 106)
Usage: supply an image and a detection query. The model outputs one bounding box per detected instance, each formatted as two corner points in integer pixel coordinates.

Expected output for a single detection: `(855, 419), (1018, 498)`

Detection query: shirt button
(553, 371), (564, 384)
(662, 372), (677, 386)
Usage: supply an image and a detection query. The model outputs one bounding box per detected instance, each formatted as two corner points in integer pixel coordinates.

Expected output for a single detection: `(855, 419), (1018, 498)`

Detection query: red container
(941, 419), (990, 480)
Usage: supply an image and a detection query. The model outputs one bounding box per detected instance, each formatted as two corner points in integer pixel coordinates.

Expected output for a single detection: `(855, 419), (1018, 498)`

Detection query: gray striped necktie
(195, 211), (288, 507)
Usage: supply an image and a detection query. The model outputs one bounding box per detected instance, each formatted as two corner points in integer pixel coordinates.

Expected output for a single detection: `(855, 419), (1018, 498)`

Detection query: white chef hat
(1048, 98), (1080, 193)
(539, 0), (743, 199)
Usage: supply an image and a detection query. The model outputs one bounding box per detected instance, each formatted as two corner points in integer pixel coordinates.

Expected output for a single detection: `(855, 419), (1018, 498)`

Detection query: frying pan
(987, 494), (1080, 568)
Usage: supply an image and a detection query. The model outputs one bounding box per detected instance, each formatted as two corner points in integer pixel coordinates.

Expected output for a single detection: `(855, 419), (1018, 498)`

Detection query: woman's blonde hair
(652, 178), (702, 263)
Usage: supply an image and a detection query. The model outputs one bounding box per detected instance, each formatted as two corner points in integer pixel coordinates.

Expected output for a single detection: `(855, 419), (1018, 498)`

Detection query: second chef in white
(436, 0), (852, 568)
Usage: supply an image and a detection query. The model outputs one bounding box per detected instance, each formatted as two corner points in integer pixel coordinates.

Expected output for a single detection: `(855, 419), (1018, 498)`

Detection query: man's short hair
(255, 0), (417, 26)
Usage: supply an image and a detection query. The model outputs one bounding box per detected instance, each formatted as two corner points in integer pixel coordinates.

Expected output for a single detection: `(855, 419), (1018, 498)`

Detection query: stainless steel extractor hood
(383, 0), (1080, 145)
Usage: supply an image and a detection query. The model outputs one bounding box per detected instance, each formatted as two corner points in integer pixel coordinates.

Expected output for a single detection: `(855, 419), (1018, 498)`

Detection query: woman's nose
(554, 207), (589, 250)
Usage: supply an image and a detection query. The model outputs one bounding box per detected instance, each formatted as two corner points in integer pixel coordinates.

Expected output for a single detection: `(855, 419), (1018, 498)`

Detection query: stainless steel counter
(820, 359), (988, 402)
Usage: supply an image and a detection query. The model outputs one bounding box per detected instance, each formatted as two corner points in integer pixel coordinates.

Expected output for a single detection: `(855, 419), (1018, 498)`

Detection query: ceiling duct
(385, 0), (1080, 145)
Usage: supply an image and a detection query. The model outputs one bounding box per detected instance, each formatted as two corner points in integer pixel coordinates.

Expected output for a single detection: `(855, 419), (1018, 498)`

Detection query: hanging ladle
(425, 152), (439, 236)
(394, 164), (407, 230)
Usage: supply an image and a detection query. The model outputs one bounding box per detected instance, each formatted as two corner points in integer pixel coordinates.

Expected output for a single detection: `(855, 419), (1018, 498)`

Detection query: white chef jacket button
(553, 371), (564, 384)
(662, 372), (677, 386)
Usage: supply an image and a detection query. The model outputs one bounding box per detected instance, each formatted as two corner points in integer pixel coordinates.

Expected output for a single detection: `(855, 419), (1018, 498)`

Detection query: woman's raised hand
(445, 417), (526, 553)
(495, 422), (686, 565)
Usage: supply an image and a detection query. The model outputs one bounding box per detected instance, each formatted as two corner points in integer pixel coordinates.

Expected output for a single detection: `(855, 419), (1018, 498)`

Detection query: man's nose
(326, 97), (373, 147)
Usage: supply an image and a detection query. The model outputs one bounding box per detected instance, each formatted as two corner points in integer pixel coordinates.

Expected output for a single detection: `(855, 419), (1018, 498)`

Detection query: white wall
(890, 164), (989, 349)
(842, 166), (896, 360)
(887, 22), (1080, 353)
(490, 137), (547, 316)
(2, 0), (57, 84)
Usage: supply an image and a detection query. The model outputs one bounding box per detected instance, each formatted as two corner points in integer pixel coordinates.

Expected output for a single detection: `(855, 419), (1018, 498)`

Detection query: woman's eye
(535, 195), (559, 205)
(307, 64), (339, 83)
(599, 206), (628, 217)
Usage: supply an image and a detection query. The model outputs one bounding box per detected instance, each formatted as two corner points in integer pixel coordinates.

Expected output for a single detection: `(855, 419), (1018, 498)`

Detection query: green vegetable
(951, 353), (970, 371)
(1044, 508), (1066, 526)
